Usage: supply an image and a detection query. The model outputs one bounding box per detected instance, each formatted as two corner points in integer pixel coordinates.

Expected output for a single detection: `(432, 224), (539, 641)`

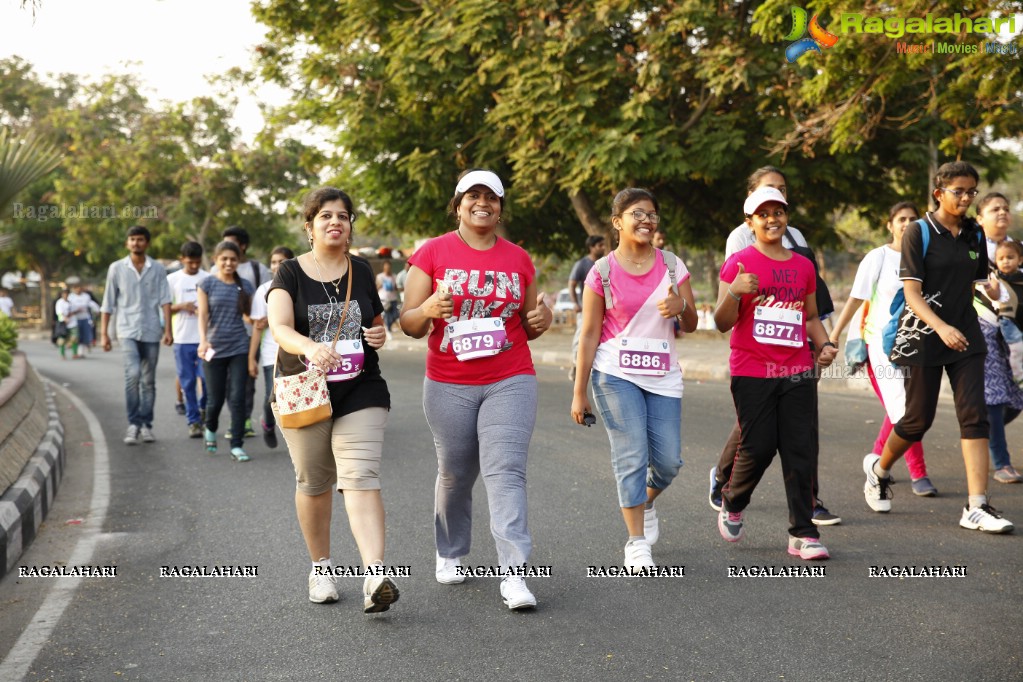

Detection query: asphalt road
(1, 338), (1021, 681)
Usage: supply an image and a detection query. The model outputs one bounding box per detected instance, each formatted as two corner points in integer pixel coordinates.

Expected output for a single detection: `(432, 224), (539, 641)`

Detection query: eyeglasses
(749, 209), (787, 220)
(619, 209), (660, 224)
(938, 188), (979, 200)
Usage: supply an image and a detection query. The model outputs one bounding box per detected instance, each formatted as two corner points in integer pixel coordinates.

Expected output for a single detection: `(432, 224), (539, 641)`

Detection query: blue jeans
(122, 339), (161, 428)
(173, 343), (206, 426)
(987, 404), (1020, 470)
(590, 370), (683, 508)
(999, 317), (1022, 345)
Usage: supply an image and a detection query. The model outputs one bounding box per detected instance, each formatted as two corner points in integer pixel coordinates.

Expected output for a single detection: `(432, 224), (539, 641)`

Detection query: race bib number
(617, 336), (671, 376)
(447, 317), (507, 361)
(308, 339), (365, 382)
(753, 306), (803, 347)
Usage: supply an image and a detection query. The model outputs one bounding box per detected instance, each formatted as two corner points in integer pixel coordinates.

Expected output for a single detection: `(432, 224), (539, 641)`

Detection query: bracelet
(675, 297), (688, 322)
(727, 288), (742, 301)
(821, 341), (837, 350)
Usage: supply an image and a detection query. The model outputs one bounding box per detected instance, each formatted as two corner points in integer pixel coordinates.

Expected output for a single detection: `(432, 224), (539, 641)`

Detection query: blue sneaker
(204, 429), (217, 454)
(709, 466), (723, 512)
(911, 477), (938, 496)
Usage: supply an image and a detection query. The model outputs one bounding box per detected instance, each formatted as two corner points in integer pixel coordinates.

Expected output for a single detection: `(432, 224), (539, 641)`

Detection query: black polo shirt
(891, 213), (987, 367)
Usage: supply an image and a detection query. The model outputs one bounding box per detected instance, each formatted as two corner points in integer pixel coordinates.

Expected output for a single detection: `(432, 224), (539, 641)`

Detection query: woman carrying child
(828, 202), (936, 496)
(865, 162), (1014, 533)
(714, 186), (836, 560)
(571, 188), (698, 572)
(975, 193), (1023, 484)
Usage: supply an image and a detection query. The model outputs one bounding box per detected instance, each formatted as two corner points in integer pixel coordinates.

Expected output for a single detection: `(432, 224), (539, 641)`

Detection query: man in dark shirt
(568, 235), (605, 381)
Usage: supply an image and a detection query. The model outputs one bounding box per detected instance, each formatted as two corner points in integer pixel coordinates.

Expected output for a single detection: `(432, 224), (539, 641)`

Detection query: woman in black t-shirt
(863, 161), (1014, 534)
(267, 186), (399, 613)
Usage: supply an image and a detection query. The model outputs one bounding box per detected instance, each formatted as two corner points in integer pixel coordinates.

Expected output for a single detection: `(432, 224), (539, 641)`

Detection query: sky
(0, 0), (284, 139)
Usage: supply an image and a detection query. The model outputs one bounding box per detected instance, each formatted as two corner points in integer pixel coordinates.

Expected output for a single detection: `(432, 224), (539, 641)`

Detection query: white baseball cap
(743, 186), (788, 216)
(455, 170), (505, 198)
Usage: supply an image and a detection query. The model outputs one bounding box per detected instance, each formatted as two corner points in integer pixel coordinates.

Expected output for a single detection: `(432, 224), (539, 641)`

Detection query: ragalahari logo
(784, 6), (839, 62)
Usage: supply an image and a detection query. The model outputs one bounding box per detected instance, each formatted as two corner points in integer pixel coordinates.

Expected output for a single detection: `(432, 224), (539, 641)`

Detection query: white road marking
(0, 381), (110, 680)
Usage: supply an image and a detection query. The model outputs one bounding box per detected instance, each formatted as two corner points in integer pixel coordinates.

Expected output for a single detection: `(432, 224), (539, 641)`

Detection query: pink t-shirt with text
(720, 245), (816, 378)
(408, 231), (536, 385)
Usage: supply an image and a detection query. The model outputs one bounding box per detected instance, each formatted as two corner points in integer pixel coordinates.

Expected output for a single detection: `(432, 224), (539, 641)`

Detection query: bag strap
(273, 255), (353, 381)
(595, 255), (613, 309)
(662, 249), (679, 295)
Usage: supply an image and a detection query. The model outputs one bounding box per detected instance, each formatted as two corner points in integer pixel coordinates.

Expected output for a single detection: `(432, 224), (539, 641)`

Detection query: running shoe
(911, 476), (938, 496)
(123, 424), (140, 446)
(709, 466), (723, 512)
(993, 466), (1023, 484)
(230, 447), (251, 462)
(787, 535), (830, 560)
(643, 507), (659, 545)
(623, 538), (655, 574)
(188, 423), (203, 439)
(139, 426), (155, 443)
(811, 500), (841, 526)
(308, 569), (339, 603)
(435, 554), (465, 584)
(959, 504), (1014, 534)
(204, 429), (217, 454)
(717, 507), (745, 542)
(174, 402), (186, 415)
(500, 577), (536, 610)
(244, 419), (256, 438)
(363, 574), (400, 613)
(262, 420), (278, 449)
(863, 453), (892, 513)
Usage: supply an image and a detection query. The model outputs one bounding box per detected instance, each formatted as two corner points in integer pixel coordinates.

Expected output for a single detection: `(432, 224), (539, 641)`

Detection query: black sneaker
(262, 420), (278, 449)
(812, 500), (842, 526)
(708, 466), (723, 512)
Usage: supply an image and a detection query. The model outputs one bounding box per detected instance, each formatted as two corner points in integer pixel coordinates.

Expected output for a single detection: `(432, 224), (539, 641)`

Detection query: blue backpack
(881, 220), (931, 357)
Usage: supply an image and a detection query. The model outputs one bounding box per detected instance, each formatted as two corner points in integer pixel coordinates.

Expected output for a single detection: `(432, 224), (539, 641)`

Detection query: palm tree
(0, 127), (63, 247)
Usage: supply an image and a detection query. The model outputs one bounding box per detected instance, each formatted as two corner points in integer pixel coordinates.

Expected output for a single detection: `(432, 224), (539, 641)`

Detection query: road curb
(0, 384), (65, 580)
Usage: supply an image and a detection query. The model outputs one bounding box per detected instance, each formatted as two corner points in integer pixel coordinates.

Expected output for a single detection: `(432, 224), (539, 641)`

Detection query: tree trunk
(568, 189), (609, 239)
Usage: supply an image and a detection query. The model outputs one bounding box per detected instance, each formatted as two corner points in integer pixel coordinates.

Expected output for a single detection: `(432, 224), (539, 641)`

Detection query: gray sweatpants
(424, 374), (537, 569)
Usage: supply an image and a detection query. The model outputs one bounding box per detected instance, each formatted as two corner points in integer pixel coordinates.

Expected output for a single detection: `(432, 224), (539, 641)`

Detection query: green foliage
(253, 0), (1022, 256)
(0, 345), (11, 379)
(0, 315), (17, 351)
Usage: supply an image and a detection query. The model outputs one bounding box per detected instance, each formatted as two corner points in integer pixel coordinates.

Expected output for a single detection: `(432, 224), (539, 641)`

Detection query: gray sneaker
(139, 426), (155, 443)
(123, 425), (140, 446)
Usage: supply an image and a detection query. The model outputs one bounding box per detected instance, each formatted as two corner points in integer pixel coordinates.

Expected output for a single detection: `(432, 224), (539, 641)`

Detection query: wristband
(821, 341), (837, 350)
(727, 288), (741, 301)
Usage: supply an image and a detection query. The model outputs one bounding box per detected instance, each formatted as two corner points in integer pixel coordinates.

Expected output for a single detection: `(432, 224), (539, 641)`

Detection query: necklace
(617, 249), (653, 267)
(310, 252), (347, 296)
(457, 228), (497, 250)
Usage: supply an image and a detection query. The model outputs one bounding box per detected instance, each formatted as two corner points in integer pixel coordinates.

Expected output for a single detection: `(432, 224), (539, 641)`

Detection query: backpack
(881, 219), (931, 357)
(595, 249), (679, 309)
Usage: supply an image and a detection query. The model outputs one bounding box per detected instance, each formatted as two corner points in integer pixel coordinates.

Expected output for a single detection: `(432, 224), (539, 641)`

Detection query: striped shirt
(199, 276), (255, 358)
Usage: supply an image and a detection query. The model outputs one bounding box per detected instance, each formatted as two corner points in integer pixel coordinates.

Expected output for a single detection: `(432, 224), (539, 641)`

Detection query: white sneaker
(624, 538), (655, 575)
(363, 574), (399, 613)
(139, 426), (155, 443)
(500, 577), (536, 610)
(863, 454), (892, 513)
(643, 507), (659, 545)
(308, 569), (339, 603)
(435, 554), (465, 584)
(960, 504), (1014, 534)
(123, 425), (140, 446)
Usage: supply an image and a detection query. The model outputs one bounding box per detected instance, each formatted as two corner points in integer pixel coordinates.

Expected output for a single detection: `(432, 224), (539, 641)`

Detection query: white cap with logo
(455, 170), (505, 198)
(743, 187), (788, 216)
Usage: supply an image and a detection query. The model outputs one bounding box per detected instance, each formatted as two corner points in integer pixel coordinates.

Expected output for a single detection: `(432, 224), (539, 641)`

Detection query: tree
(253, 0), (1022, 257)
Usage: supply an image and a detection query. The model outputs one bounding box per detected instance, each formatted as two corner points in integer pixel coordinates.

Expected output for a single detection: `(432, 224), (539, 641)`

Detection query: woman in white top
(828, 201), (935, 496)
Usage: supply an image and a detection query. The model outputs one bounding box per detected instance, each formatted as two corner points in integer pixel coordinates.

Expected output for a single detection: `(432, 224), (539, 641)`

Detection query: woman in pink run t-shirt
(713, 186), (837, 561)
(400, 169), (553, 611)
(571, 188), (698, 574)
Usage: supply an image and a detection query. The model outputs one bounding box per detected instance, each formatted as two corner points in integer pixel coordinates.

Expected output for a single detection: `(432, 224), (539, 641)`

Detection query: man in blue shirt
(100, 226), (173, 446)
